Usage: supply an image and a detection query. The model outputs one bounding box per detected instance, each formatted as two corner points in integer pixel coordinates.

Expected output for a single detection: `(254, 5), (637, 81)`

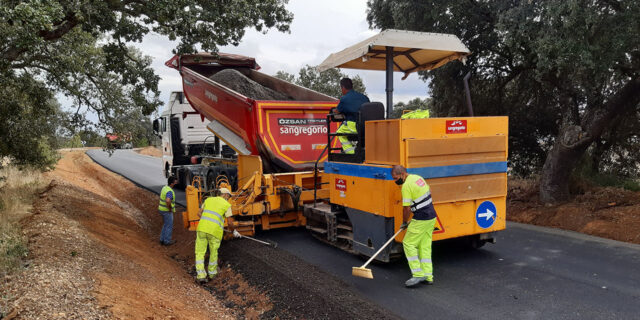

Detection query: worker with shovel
(392, 165), (438, 287)
(195, 188), (233, 284)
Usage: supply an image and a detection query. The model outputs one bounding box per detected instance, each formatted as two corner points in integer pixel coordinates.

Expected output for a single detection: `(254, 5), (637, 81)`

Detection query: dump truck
(162, 54), (339, 191)
(175, 30), (508, 261)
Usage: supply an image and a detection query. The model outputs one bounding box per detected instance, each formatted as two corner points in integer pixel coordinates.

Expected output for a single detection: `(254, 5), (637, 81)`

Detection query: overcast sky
(64, 0), (431, 121)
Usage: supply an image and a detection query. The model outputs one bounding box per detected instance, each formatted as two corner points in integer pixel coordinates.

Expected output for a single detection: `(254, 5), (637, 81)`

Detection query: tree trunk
(539, 126), (591, 203)
(539, 78), (640, 204)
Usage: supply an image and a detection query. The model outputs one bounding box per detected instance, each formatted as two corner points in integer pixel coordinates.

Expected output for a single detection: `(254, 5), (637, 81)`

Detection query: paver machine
(174, 30), (508, 262)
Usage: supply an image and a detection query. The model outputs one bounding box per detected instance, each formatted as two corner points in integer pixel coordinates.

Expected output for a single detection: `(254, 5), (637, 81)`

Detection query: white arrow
(478, 208), (495, 221)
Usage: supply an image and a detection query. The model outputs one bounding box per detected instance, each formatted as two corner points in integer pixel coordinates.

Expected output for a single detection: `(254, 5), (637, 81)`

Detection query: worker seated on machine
(334, 78), (369, 154)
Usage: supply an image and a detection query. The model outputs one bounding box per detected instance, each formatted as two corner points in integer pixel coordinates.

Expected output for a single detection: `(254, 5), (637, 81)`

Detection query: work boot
(196, 278), (207, 285)
(162, 240), (177, 246)
(422, 277), (434, 285)
(405, 277), (423, 287)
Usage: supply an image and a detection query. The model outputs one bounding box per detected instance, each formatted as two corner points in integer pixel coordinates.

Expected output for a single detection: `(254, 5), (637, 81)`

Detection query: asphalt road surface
(87, 149), (640, 320)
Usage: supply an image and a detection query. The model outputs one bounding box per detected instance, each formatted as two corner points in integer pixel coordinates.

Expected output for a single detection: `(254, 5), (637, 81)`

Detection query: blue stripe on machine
(408, 161), (508, 179)
(324, 161), (507, 180)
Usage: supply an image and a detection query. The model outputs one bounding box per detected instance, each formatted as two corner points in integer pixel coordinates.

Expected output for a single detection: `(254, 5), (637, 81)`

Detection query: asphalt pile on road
(210, 69), (293, 101)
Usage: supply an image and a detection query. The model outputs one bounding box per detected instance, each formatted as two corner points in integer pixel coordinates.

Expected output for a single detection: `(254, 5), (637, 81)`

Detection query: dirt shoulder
(134, 146), (162, 157)
(2, 150), (399, 319)
(508, 179), (640, 244)
(1, 151), (234, 319)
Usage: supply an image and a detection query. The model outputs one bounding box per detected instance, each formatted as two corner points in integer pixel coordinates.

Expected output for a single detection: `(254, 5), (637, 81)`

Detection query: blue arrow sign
(476, 201), (497, 229)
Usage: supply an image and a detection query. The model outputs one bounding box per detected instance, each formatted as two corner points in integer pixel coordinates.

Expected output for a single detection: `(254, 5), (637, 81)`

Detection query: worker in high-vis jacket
(158, 176), (178, 246)
(195, 188), (233, 284)
(391, 165), (438, 287)
(335, 77), (369, 154)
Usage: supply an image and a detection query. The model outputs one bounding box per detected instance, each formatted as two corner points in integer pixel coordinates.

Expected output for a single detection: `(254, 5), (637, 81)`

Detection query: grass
(0, 164), (48, 276)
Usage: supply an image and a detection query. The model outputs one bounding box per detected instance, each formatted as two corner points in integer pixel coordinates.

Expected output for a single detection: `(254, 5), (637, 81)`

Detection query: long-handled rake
(224, 229), (278, 248)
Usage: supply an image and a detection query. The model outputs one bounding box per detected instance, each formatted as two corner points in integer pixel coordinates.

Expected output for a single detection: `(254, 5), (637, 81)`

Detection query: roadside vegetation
(0, 164), (48, 275)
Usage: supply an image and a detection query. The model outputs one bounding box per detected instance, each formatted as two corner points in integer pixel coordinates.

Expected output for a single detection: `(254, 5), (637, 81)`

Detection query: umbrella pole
(385, 46), (394, 119)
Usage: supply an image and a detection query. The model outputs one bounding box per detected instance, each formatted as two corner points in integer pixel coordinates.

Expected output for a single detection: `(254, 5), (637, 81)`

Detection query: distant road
(87, 149), (640, 320)
(86, 149), (186, 206)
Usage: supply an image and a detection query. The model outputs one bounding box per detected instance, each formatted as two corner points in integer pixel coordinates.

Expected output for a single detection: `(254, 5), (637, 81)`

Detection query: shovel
(225, 229), (278, 248)
(352, 225), (406, 279)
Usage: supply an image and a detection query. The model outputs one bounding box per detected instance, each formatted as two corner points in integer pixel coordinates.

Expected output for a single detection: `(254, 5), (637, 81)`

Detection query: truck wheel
(174, 168), (186, 190)
(206, 168), (218, 191)
(184, 169), (194, 188)
(468, 235), (487, 249)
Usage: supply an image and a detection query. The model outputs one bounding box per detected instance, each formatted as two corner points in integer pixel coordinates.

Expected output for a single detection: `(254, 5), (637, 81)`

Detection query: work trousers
(336, 121), (357, 154)
(403, 218), (436, 280)
(195, 231), (221, 280)
(159, 211), (173, 244)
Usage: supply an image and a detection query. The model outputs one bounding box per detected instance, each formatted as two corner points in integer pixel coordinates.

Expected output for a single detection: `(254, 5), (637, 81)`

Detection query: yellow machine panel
(325, 116), (508, 249)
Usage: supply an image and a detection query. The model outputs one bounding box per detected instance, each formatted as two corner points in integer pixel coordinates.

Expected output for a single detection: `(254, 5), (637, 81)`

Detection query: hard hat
(219, 188), (232, 195)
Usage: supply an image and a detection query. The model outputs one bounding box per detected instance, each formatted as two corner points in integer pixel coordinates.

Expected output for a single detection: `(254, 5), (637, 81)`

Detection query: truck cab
(153, 91), (233, 188)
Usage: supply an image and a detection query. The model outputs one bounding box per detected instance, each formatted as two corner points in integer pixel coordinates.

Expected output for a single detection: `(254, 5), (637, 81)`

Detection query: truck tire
(467, 235), (487, 249)
(174, 168), (186, 190)
(184, 169), (194, 188)
(206, 168), (219, 191)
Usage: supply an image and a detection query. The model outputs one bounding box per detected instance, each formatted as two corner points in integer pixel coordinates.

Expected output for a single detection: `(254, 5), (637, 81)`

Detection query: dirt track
(1, 151), (398, 319)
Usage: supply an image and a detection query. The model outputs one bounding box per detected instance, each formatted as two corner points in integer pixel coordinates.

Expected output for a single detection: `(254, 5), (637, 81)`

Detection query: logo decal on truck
(335, 178), (347, 191)
(446, 120), (467, 134)
(278, 118), (328, 136)
(205, 90), (218, 102)
(281, 144), (301, 151)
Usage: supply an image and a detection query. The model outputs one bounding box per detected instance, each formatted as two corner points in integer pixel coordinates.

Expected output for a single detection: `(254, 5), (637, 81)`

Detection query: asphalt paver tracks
(88, 149), (640, 320)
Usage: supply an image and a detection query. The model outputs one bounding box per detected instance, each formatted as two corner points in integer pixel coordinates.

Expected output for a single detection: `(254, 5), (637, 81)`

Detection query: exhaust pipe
(463, 72), (474, 117)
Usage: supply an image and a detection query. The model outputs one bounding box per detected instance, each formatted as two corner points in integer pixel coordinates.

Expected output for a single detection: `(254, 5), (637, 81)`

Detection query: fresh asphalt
(87, 149), (640, 320)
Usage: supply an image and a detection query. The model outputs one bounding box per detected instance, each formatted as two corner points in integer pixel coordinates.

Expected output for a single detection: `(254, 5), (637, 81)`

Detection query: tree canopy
(0, 0), (292, 168)
(275, 65), (366, 99)
(367, 0), (640, 202)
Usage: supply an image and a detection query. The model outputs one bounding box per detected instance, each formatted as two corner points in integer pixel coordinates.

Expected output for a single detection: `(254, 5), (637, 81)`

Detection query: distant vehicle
(106, 133), (132, 149)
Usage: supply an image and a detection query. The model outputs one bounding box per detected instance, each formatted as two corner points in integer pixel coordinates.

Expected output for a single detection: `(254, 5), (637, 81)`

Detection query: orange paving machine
(178, 30), (508, 261)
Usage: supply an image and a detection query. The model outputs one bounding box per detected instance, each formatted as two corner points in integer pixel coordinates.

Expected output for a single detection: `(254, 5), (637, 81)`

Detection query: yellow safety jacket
(158, 185), (175, 213)
(198, 197), (232, 239)
(401, 174), (437, 220)
(401, 109), (430, 119)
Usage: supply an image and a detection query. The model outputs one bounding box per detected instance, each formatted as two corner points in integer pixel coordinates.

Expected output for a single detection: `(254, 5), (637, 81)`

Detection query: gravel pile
(210, 69), (292, 101)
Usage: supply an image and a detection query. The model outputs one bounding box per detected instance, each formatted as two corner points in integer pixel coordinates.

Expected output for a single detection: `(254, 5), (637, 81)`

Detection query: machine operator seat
(356, 102), (385, 150)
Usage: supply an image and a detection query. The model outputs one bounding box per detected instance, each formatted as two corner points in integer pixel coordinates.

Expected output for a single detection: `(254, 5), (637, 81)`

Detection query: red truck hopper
(166, 53), (339, 172)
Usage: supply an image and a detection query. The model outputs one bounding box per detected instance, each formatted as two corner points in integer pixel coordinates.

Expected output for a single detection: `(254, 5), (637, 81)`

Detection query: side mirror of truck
(152, 119), (160, 136)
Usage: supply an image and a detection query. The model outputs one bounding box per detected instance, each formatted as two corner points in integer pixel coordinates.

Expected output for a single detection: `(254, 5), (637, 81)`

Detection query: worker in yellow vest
(391, 165), (438, 287)
(158, 176), (178, 246)
(195, 188), (233, 283)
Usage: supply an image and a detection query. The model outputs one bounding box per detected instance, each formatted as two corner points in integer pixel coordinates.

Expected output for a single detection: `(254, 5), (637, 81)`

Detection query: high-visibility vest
(401, 174), (437, 220)
(197, 197), (231, 239)
(158, 185), (175, 213)
(401, 109), (430, 119)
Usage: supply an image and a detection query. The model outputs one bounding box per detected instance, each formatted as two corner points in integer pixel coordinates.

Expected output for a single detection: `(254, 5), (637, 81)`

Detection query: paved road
(88, 149), (640, 320)
(87, 149), (187, 206)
